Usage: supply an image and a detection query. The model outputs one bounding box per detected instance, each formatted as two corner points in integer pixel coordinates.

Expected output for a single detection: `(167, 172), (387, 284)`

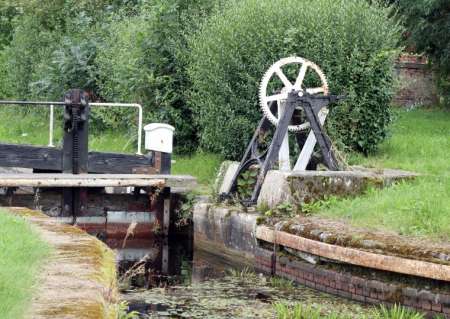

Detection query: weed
(237, 168), (258, 200)
(226, 266), (257, 279)
(269, 276), (295, 291)
(301, 196), (339, 215)
(274, 302), (433, 319)
(174, 192), (196, 228)
(371, 304), (425, 319)
(274, 302), (350, 319)
(264, 202), (297, 218)
(117, 301), (139, 319)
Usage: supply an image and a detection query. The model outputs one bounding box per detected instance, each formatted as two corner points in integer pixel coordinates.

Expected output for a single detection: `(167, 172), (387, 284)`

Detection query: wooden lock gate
(0, 89), (196, 238)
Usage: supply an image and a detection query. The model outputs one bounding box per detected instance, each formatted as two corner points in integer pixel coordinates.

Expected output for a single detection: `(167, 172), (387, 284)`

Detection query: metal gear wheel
(259, 56), (329, 132)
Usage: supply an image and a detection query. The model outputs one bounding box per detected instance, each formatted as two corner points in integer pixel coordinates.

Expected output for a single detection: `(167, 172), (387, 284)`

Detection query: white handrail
(47, 102), (144, 155)
(48, 104), (55, 147)
(90, 102), (143, 155)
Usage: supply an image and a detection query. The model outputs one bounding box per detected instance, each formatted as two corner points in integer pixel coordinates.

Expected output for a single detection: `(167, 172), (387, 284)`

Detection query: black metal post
(61, 89), (89, 220)
(249, 94), (298, 204)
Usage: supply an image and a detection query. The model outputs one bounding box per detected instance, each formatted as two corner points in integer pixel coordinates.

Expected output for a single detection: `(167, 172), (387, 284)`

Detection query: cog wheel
(259, 57), (329, 132)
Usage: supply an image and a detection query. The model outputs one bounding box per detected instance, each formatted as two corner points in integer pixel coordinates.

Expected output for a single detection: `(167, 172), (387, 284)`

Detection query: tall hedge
(188, 0), (401, 159)
(95, 0), (222, 153)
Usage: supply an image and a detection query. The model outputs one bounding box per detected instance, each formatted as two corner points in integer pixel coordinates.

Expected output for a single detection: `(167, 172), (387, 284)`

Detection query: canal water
(108, 235), (373, 318)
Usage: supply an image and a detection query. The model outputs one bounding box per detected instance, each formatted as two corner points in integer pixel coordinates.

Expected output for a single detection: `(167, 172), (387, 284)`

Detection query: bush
(2, 1), (114, 100)
(96, 0), (222, 153)
(188, 0), (401, 159)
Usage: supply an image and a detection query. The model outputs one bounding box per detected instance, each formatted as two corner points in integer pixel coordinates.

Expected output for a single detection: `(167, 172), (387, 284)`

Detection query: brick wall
(255, 247), (450, 319)
(393, 54), (438, 107)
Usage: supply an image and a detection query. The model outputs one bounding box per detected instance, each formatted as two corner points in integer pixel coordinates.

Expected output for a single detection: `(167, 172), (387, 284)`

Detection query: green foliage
(96, 0), (222, 153)
(373, 304), (425, 319)
(301, 196), (340, 215)
(236, 168), (258, 200)
(1, 1), (114, 100)
(269, 277), (295, 291)
(226, 266), (257, 280)
(174, 192), (196, 228)
(188, 0), (401, 159)
(264, 202), (296, 218)
(117, 301), (139, 319)
(274, 302), (431, 319)
(274, 303), (351, 319)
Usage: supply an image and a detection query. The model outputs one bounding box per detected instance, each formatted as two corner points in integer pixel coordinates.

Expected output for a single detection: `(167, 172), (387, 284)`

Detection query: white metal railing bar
(48, 104), (54, 147)
(90, 103), (143, 155)
(47, 102), (143, 155)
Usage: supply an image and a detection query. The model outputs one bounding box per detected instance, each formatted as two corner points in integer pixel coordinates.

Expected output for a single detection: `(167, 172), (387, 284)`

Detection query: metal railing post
(48, 104), (54, 147)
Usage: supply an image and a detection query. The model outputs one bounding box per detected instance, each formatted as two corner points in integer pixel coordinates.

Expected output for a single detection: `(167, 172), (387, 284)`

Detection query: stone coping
(8, 207), (119, 319)
(258, 168), (417, 208)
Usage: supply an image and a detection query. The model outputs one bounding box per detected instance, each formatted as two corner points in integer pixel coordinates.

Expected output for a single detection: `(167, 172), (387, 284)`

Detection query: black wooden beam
(0, 143), (62, 170)
(87, 151), (153, 174)
(0, 144), (157, 174)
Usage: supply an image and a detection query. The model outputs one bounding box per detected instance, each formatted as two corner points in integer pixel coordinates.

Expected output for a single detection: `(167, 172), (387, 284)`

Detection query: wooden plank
(0, 173), (196, 189)
(88, 152), (153, 174)
(256, 226), (450, 282)
(0, 143), (62, 170)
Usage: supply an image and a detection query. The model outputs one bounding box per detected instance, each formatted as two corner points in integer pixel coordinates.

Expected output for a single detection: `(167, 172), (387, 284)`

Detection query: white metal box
(144, 123), (175, 154)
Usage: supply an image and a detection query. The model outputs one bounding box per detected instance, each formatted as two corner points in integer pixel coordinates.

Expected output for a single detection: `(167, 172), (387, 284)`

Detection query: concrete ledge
(193, 202), (259, 261)
(258, 168), (417, 208)
(9, 207), (119, 319)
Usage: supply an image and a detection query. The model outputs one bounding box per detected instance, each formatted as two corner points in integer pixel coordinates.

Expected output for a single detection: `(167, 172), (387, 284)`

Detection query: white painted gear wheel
(259, 56), (329, 132)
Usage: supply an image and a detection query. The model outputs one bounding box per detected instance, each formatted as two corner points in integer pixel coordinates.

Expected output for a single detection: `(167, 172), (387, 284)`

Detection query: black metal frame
(221, 90), (344, 205)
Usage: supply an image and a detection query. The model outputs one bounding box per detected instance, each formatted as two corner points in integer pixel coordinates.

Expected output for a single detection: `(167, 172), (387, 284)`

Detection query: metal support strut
(222, 90), (344, 206)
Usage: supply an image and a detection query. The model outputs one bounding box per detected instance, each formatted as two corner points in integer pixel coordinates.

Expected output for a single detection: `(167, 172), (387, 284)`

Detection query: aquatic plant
(371, 304), (425, 319)
(269, 277), (295, 291)
(117, 301), (139, 319)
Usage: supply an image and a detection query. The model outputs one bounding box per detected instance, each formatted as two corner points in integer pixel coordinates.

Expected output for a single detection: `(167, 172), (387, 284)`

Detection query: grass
(172, 152), (223, 188)
(318, 108), (450, 240)
(0, 209), (50, 318)
(274, 302), (439, 319)
(0, 107), (135, 153)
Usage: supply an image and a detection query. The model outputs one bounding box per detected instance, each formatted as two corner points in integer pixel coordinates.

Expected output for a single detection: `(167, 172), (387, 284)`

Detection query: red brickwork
(254, 248), (450, 319)
(393, 54), (438, 107)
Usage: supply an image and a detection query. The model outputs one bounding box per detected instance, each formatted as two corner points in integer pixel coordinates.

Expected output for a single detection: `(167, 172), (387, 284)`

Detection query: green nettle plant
(236, 169), (258, 200)
(188, 0), (402, 158)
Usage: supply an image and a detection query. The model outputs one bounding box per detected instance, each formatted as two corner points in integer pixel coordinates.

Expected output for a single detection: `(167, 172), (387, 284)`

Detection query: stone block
(258, 168), (417, 208)
(215, 161), (240, 195)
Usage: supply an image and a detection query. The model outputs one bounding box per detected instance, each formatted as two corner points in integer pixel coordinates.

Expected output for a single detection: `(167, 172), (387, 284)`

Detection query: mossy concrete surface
(258, 168), (417, 208)
(8, 207), (118, 319)
(193, 202), (259, 262)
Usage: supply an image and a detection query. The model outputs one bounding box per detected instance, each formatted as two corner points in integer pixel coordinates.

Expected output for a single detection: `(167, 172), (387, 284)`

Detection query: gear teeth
(259, 56), (329, 132)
